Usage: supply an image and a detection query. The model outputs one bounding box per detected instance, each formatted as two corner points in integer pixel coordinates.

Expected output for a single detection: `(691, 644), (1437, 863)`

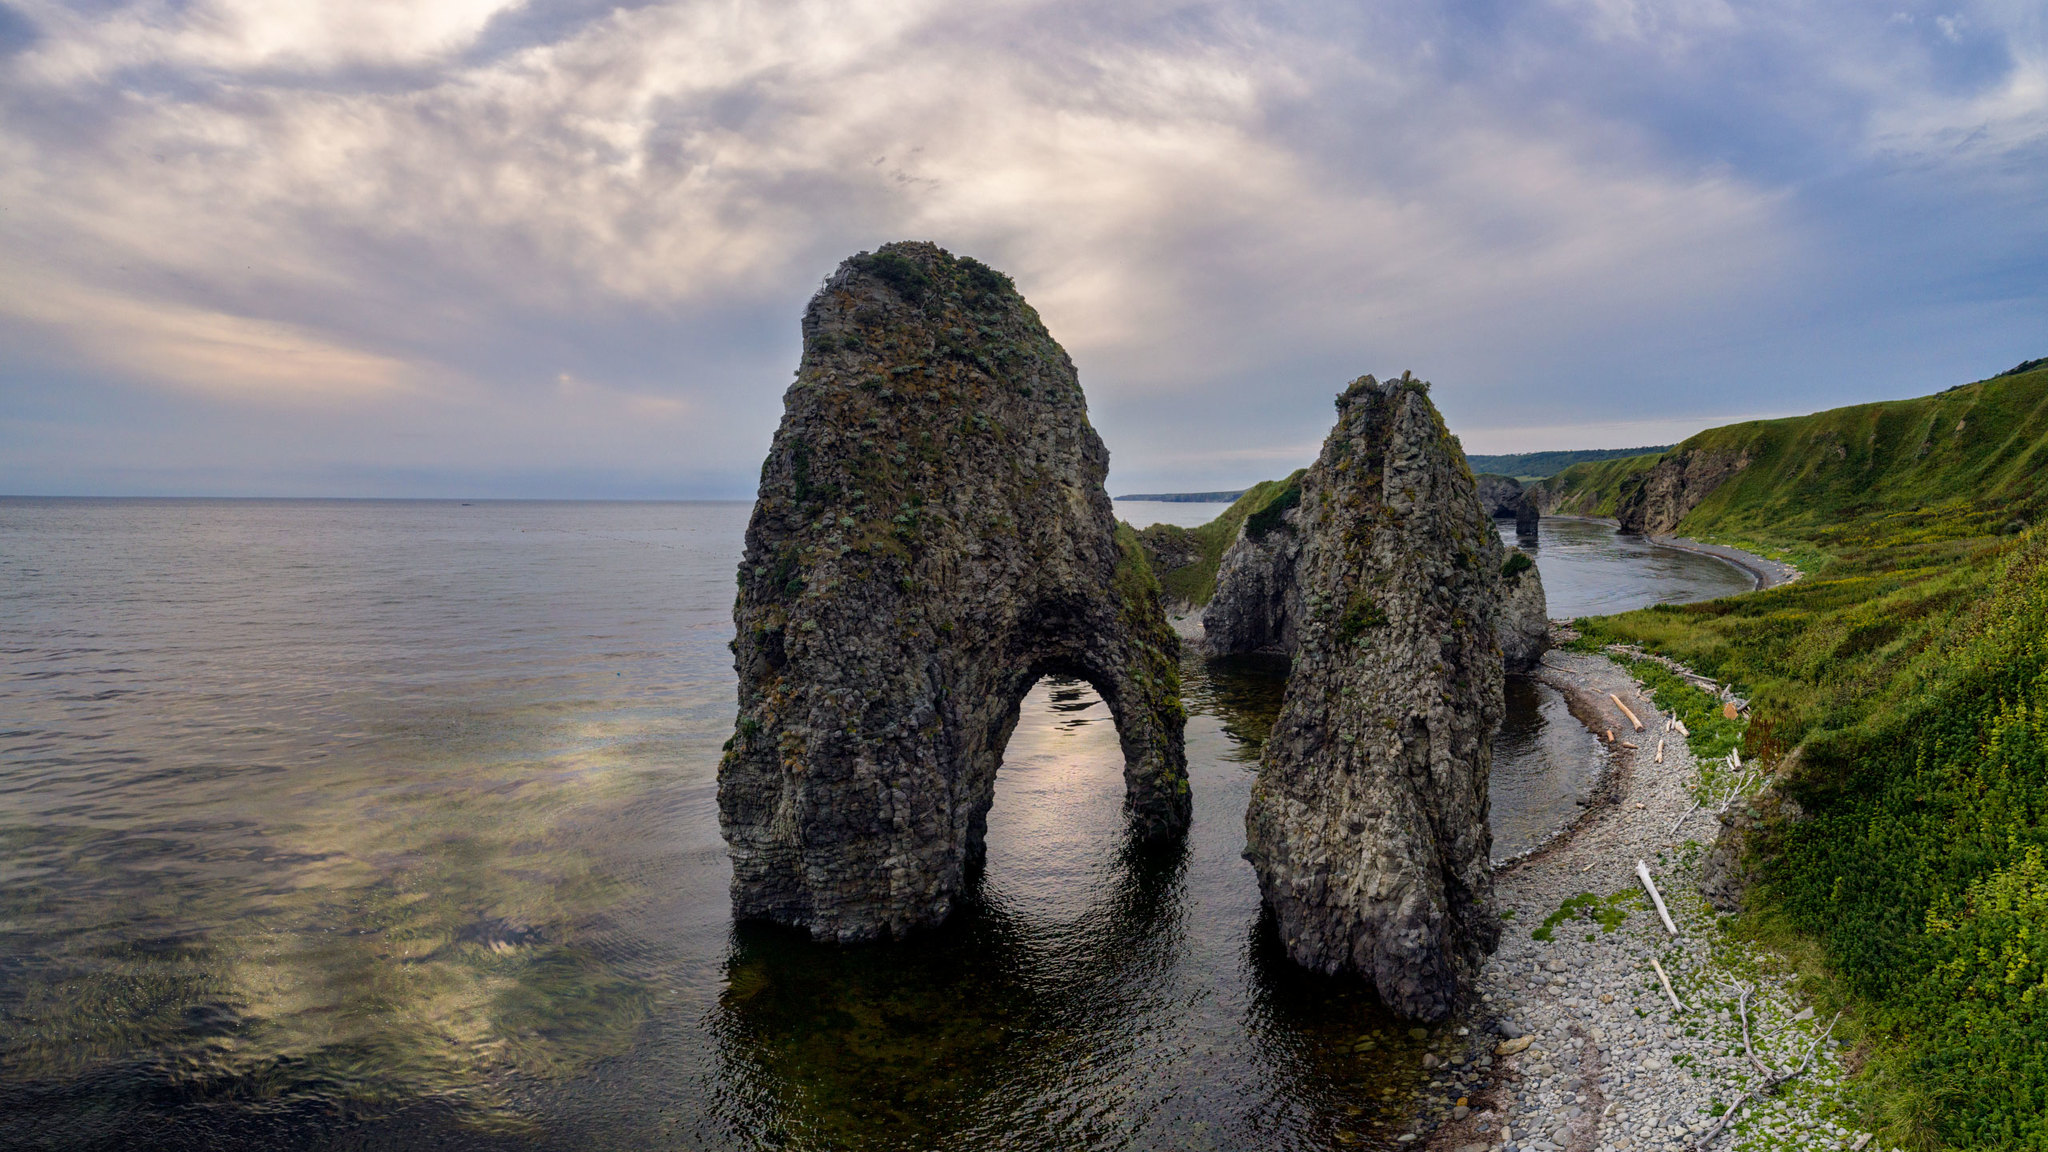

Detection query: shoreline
(1410, 645), (1860, 1152)
(1645, 537), (1799, 592)
(1536, 516), (1801, 593)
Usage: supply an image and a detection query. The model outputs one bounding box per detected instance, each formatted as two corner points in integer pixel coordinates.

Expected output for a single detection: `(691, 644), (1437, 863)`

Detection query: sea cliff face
(1613, 447), (1751, 535)
(1498, 549), (1548, 672)
(1198, 489), (1303, 656)
(1475, 473), (1540, 536)
(720, 242), (1190, 942)
(1241, 374), (1504, 1020)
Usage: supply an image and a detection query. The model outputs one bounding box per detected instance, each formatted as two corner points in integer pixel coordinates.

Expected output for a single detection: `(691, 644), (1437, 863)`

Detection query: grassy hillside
(1527, 451), (1663, 516)
(1126, 471), (1305, 607)
(1570, 362), (2048, 1151)
(1466, 445), (1673, 479)
(1649, 370), (2048, 572)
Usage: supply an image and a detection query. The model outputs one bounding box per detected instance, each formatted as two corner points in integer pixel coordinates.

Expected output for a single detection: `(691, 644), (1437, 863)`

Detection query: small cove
(0, 500), (1757, 1151)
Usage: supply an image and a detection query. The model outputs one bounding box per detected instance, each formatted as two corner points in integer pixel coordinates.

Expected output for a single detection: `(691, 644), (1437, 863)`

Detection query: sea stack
(1242, 373), (1505, 1020)
(719, 242), (1190, 942)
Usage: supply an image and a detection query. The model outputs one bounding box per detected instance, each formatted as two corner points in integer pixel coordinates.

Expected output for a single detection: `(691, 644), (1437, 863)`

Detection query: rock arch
(719, 242), (1190, 942)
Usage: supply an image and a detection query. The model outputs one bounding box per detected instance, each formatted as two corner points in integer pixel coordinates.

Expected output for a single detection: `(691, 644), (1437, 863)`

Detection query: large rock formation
(1614, 447), (1750, 535)
(720, 242), (1190, 942)
(1498, 548), (1549, 672)
(1475, 473), (1540, 536)
(1242, 374), (1505, 1020)
(1199, 480), (1304, 656)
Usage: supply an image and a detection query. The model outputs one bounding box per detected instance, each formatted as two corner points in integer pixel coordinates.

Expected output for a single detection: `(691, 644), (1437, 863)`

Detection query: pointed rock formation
(1498, 547), (1549, 672)
(1243, 373), (1504, 1020)
(720, 242), (1190, 942)
(1475, 473), (1541, 536)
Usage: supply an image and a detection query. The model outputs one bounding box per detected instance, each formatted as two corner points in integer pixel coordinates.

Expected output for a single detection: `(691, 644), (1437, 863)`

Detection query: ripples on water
(0, 500), (1753, 1150)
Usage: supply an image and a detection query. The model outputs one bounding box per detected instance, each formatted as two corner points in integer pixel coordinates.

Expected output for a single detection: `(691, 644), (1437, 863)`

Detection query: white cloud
(0, 0), (2039, 492)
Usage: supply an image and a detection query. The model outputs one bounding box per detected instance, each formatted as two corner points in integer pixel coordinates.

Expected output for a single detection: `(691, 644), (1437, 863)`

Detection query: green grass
(1466, 445), (1674, 479)
(1565, 363), (2048, 1151)
(1530, 451), (1665, 517)
(1128, 470), (1306, 607)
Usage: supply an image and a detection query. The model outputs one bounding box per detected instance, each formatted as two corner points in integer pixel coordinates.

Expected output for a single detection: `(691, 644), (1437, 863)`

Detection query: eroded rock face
(1498, 549), (1548, 672)
(1243, 374), (1504, 1020)
(1475, 473), (1539, 536)
(1614, 447), (1750, 535)
(720, 242), (1190, 942)
(1200, 494), (1303, 656)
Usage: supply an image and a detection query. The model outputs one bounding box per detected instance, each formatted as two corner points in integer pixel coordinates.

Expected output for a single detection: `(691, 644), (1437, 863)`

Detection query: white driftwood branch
(1689, 1009), (1842, 1150)
(1610, 693), (1645, 731)
(1638, 859), (1678, 934)
(1650, 954), (1685, 1014)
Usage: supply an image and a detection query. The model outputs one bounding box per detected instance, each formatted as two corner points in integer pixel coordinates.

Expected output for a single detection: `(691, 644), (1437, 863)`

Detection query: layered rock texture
(1199, 479), (1304, 656)
(1242, 374), (1505, 1020)
(1614, 447), (1751, 535)
(1498, 549), (1549, 672)
(720, 242), (1190, 942)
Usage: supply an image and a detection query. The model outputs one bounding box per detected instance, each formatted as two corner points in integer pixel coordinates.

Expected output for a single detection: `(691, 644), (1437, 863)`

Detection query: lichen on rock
(1242, 373), (1506, 1020)
(719, 241), (1191, 943)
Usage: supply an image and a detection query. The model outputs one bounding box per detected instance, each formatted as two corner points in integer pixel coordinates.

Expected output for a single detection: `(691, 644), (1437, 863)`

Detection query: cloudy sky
(1, 0), (2042, 497)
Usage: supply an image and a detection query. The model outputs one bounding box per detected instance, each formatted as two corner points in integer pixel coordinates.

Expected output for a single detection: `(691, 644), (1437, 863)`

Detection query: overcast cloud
(1, 0), (2042, 496)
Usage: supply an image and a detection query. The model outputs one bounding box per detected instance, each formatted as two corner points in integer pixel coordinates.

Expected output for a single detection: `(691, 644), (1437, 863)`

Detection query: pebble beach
(1413, 645), (1865, 1152)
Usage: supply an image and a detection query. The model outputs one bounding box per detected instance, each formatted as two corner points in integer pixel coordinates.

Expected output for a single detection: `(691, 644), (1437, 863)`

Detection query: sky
(1, 0), (2042, 498)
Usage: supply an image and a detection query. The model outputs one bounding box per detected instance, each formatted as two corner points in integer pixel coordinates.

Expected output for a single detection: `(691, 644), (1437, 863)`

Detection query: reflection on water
(0, 500), (1431, 1152)
(1489, 677), (1601, 861)
(0, 501), (1755, 1150)
(1483, 515), (1758, 860)
(1503, 516), (1753, 618)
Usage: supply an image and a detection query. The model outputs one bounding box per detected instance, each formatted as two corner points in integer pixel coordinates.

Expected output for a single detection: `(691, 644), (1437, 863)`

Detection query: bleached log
(1637, 859), (1678, 934)
(1675, 719), (1690, 737)
(1655, 739), (1666, 764)
(1649, 954), (1685, 1014)
(1610, 693), (1645, 731)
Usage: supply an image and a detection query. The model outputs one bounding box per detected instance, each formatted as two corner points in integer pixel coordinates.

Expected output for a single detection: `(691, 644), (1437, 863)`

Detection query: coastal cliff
(1242, 373), (1505, 1020)
(1612, 447), (1751, 535)
(1498, 549), (1548, 672)
(720, 242), (1190, 942)
(1475, 473), (1539, 535)
(1198, 478), (1304, 655)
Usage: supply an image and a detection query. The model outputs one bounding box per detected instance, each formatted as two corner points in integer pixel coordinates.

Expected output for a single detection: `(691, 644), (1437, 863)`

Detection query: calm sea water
(0, 499), (1751, 1151)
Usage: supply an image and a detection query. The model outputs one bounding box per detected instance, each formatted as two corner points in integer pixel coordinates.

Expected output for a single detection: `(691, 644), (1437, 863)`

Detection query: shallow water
(0, 500), (1748, 1150)
(1483, 516), (1755, 859)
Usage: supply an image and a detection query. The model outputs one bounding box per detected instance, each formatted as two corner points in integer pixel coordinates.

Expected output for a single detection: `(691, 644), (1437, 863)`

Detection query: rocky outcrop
(1199, 483), (1304, 655)
(1476, 473), (1539, 536)
(719, 242), (1191, 943)
(1243, 374), (1505, 1020)
(1614, 447), (1750, 535)
(1498, 549), (1548, 672)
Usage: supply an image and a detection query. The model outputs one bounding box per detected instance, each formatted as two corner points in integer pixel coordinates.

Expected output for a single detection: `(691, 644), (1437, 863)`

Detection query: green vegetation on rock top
(1127, 471), (1307, 608)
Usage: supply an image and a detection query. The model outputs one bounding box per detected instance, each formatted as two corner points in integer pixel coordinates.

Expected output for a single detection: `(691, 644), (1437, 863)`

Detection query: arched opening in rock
(972, 674), (1132, 922)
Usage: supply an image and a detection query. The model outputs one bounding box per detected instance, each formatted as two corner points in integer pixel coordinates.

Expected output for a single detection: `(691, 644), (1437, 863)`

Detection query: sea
(0, 498), (1752, 1151)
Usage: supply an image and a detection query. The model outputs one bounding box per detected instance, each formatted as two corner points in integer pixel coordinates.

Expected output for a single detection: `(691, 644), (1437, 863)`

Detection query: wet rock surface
(719, 242), (1190, 942)
(1243, 373), (1506, 1020)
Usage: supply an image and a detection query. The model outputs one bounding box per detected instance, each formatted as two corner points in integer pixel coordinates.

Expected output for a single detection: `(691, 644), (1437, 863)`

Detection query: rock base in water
(1243, 373), (1505, 1020)
(719, 242), (1190, 943)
